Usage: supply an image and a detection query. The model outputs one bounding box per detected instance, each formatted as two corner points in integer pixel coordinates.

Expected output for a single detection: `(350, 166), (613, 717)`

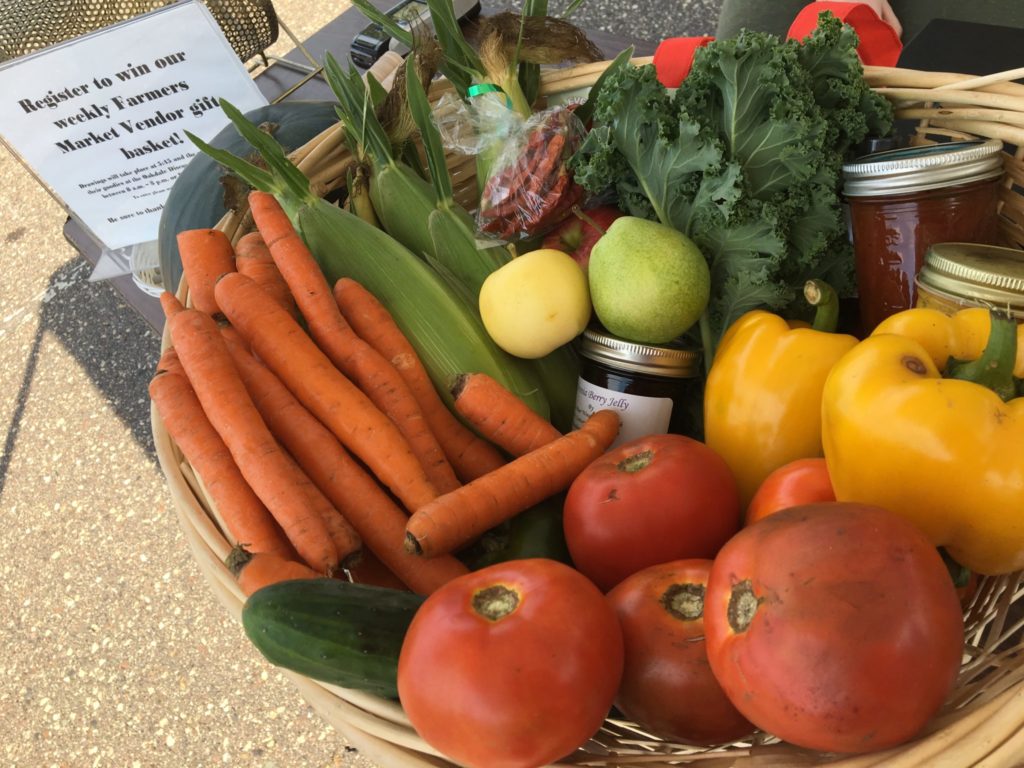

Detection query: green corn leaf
(367, 71), (390, 108)
(186, 99), (318, 222)
(426, 0), (482, 93)
(404, 56), (454, 204)
(185, 130), (277, 194)
(323, 52), (394, 168)
(573, 46), (633, 126)
(518, 0), (547, 105)
(216, 100), (311, 198)
(560, 0), (586, 17)
(348, 0), (414, 48)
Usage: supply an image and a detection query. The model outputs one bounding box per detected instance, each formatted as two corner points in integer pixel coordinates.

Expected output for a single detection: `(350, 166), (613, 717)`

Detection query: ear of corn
(369, 162), (440, 260)
(404, 62), (579, 428)
(426, 206), (510, 297)
(325, 53), (441, 261)
(186, 99), (551, 419)
(406, 57), (513, 297)
(298, 198), (550, 417)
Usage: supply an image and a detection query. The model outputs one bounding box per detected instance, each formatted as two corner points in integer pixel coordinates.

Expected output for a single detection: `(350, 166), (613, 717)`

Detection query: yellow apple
(479, 248), (591, 359)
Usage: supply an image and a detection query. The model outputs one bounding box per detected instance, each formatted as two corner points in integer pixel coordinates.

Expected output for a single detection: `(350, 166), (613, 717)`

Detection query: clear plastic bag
(475, 105), (587, 241)
(432, 94), (587, 241)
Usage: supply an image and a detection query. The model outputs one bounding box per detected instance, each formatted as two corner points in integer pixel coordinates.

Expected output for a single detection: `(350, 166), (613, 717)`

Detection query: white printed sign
(0, 1), (268, 249)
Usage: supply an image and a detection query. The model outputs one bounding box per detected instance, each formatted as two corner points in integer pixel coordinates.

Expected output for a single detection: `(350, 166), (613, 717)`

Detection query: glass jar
(915, 242), (1024, 319)
(572, 326), (702, 447)
(842, 139), (1004, 334)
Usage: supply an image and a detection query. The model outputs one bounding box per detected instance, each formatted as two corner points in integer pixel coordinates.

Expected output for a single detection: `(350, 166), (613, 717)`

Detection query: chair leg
(275, 17), (320, 70)
(257, 16), (326, 100)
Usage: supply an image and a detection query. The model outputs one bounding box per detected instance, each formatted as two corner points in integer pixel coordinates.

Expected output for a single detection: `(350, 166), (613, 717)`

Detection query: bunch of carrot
(151, 190), (620, 597)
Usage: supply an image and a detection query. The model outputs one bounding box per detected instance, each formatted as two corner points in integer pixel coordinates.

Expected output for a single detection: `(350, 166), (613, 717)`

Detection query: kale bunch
(571, 13), (893, 352)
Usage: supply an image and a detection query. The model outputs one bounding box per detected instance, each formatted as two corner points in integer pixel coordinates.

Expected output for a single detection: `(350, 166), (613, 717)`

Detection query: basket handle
(366, 51), (405, 92)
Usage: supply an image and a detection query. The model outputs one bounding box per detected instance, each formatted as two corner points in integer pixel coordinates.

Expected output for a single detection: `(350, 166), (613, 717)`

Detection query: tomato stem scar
(617, 449), (654, 473)
(472, 585), (520, 621)
(727, 580), (762, 632)
(661, 583), (705, 621)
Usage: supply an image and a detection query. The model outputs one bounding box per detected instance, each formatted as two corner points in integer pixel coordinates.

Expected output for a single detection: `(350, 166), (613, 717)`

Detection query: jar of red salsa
(842, 139), (1004, 334)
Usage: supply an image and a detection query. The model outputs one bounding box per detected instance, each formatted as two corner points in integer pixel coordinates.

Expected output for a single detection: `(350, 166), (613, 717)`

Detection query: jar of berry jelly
(572, 326), (703, 447)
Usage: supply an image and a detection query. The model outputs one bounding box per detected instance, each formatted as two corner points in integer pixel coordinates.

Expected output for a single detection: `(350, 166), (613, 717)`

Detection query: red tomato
(607, 559), (755, 745)
(704, 503), (965, 754)
(745, 457), (835, 525)
(397, 559), (623, 768)
(563, 434), (741, 592)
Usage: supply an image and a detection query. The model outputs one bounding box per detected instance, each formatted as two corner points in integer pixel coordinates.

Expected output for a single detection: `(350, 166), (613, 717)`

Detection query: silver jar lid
(842, 139), (1003, 197)
(918, 242), (1024, 312)
(578, 326), (701, 378)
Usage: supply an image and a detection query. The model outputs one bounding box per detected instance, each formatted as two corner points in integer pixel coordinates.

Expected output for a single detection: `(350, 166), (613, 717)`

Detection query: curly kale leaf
(678, 30), (828, 200)
(794, 12), (894, 155)
(571, 13), (890, 352)
(573, 64), (729, 233)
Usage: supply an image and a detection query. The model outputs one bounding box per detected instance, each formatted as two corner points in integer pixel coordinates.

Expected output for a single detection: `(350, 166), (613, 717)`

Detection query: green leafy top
(185, 99), (318, 223)
(571, 12), (893, 355)
(323, 51), (395, 168)
(348, 0), (482, 95)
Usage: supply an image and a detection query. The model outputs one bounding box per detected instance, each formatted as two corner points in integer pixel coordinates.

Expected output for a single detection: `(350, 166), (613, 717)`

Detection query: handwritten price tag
(0, 0), (267, 249)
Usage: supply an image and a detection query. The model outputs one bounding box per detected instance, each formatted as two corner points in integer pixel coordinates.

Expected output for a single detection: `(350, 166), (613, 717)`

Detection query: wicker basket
(152, 60), (1024, 767)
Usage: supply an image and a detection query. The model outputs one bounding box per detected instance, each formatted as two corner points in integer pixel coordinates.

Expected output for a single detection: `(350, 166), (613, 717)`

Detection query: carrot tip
(340, 549), (363, 572)
(404, 533), (423, 556)
(224, 545), (253, 577)
(449, 373), (471, 399)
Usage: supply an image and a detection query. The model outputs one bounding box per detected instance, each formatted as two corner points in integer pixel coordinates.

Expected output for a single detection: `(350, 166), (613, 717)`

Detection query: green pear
(588, 216), (711, 344)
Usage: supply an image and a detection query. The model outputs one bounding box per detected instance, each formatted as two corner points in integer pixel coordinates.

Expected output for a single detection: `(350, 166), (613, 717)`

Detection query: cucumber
(158, 101), (338, 292)
(241, 578), (423, 699)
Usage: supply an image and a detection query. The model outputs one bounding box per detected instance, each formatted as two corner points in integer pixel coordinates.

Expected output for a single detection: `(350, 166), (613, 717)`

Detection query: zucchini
(157, 101), (338, 292)
(241, 578), (423, 699)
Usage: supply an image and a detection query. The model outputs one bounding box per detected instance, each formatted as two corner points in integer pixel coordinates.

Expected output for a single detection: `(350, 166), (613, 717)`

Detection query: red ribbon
(653, 2), (902, 88)
(788, 2), (902, 66)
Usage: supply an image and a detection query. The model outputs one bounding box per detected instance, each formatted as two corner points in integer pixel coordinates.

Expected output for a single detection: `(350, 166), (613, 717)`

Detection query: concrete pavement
(0, 1), (718, 765)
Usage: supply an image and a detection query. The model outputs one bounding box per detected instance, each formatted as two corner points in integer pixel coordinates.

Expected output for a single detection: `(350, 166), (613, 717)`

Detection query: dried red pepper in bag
(476, 105), (587, 241)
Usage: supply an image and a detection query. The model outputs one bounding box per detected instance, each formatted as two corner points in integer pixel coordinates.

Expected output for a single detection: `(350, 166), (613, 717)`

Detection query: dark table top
(63, 2), (656, 332)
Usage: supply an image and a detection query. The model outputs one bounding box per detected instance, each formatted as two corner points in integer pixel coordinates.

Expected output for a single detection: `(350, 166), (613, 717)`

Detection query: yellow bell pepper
(704, 282), (859, 507)
(873, 306), (1024, 379)
(822, 311), (1024, 575)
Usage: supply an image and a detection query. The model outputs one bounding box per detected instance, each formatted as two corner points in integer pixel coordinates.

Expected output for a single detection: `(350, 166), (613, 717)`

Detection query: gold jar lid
(578, 326), (701, 379)
(917, 242), (1024, 312)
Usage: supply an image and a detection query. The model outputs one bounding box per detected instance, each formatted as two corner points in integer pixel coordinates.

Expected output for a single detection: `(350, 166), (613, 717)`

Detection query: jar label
(573, 378), (673, 447)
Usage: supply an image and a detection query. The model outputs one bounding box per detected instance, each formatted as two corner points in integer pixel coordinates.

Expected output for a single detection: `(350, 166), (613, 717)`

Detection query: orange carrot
(247, 191), (460, 494)
(155, 345), (186, 378)
(160, 290), (186, 320)
(332, 276), (507, 482)
(406, 409), (621, 558)
(166, 304), (338, 573)
(220, 326), (467, 594)
(148, 368), (295, 560)
(233, 231), (300, 319)
(452, 372), (563, 456)
(214, 270), (440, 514)
(226, 546), (321, 597)
(217, 327), (362, 567)
(300, 478), (362, 567)
(177, 228), (235, 316)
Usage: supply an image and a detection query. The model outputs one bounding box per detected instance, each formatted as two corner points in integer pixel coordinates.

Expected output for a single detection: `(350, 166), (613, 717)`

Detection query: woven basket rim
(154, 59), (1024, 768)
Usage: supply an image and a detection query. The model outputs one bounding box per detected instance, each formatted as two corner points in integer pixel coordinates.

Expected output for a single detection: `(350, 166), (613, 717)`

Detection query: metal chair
(0, 0), (314, 71)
